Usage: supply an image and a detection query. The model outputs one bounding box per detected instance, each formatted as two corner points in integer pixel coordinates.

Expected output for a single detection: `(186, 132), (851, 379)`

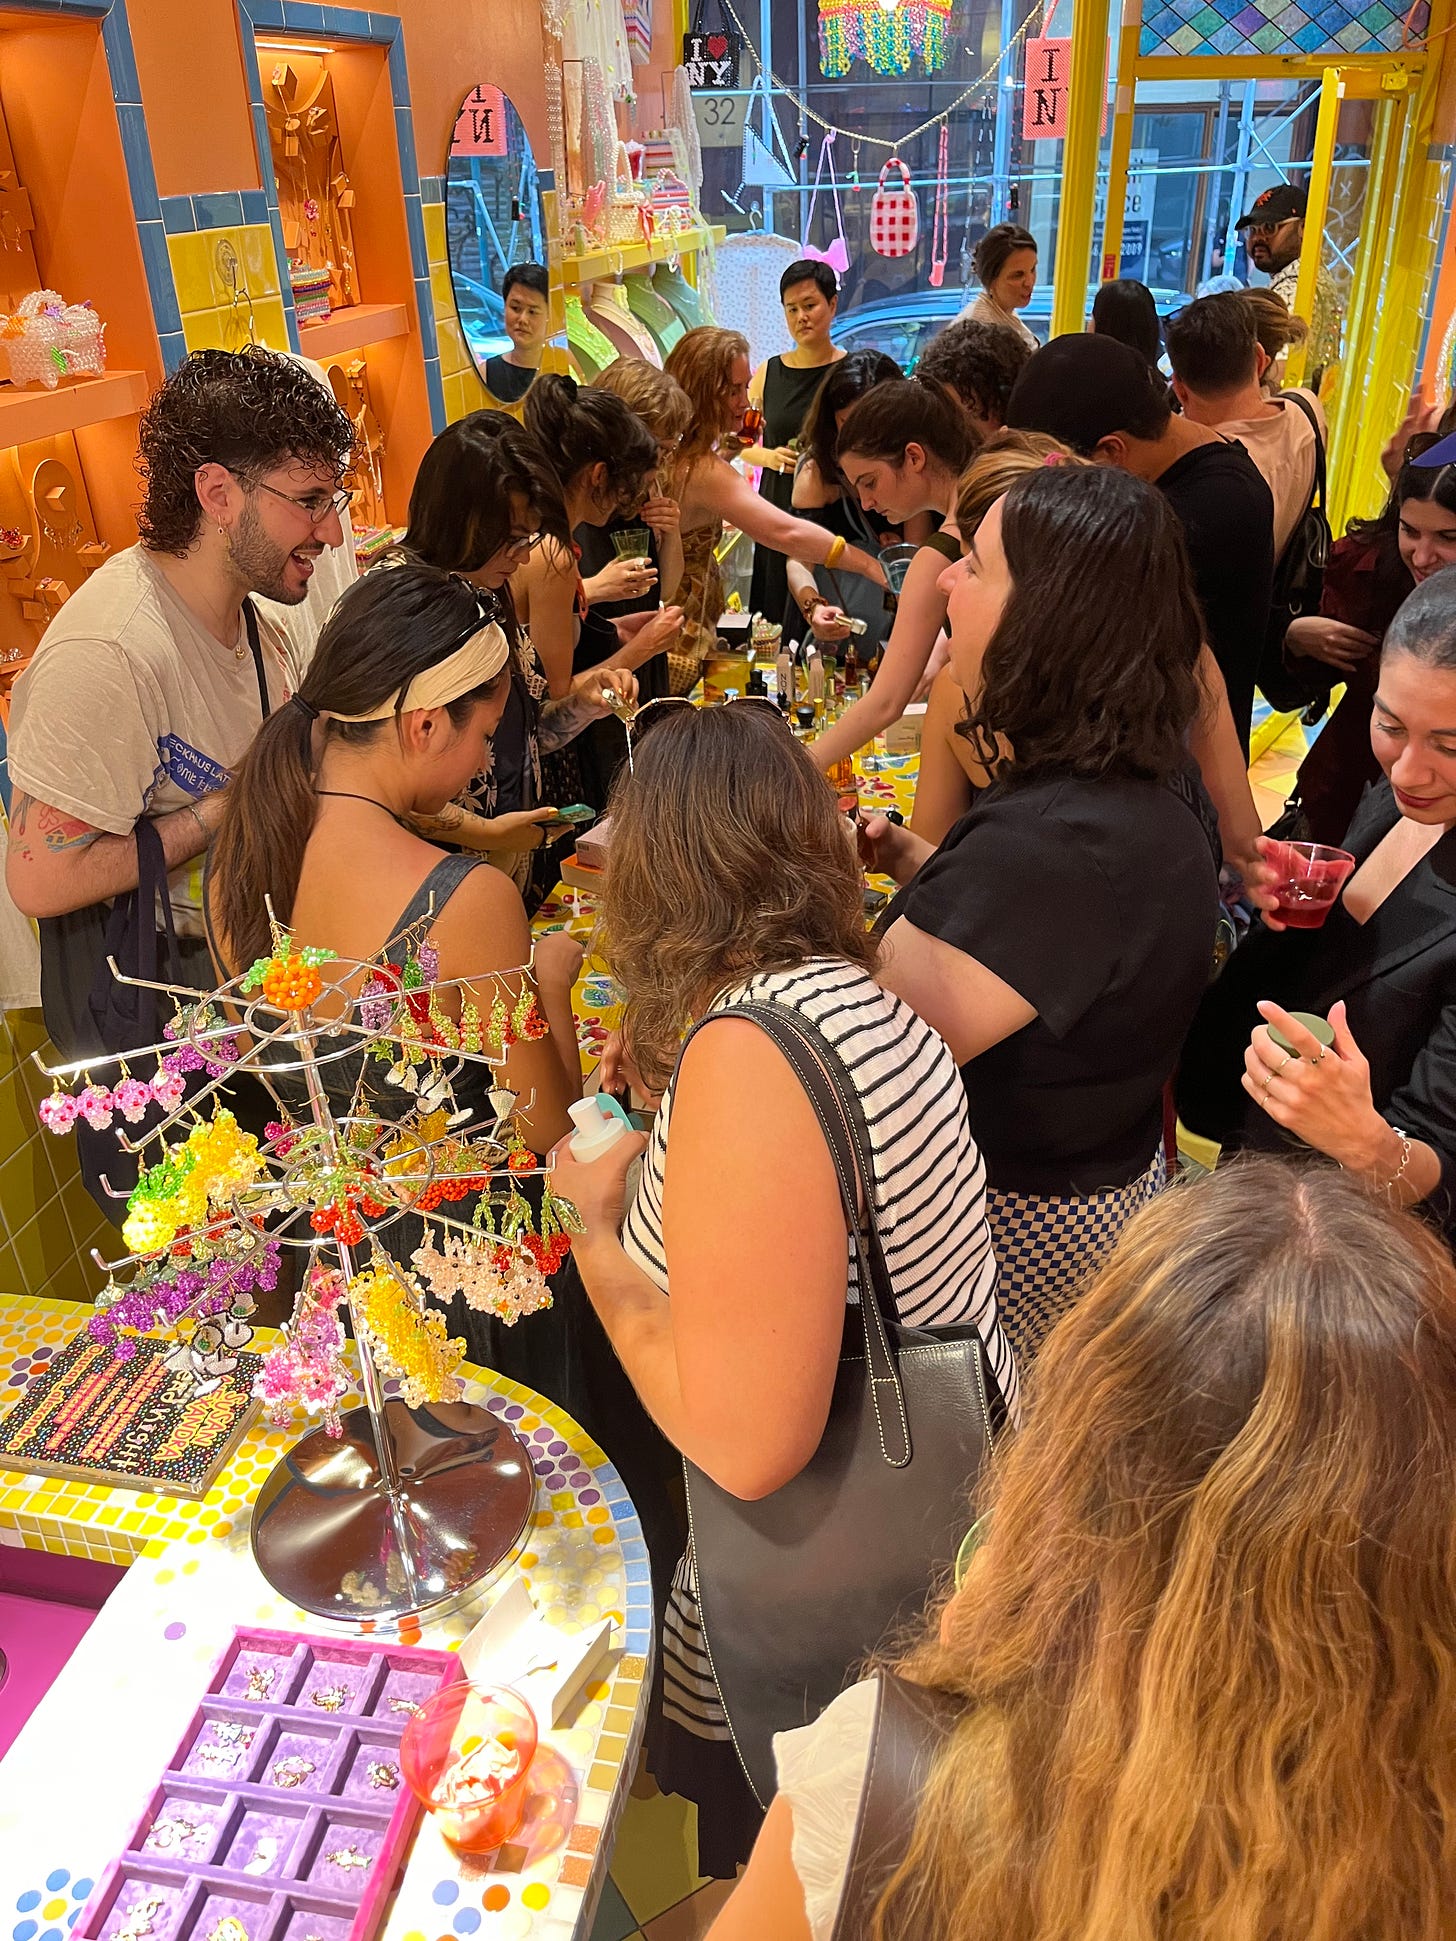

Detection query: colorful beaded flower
(255, 1265), (349, 1434)
(350, 1260), (465, 1406)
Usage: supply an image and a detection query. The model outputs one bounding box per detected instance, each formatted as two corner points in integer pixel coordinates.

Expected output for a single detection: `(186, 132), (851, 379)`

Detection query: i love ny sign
(683, 11), (740, 88)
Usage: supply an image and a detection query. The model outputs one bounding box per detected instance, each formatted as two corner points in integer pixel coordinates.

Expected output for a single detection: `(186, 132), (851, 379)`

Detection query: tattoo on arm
(8, 790), (104, 869)
(36, 802), (104, 852)
(537, 691), (601, 754)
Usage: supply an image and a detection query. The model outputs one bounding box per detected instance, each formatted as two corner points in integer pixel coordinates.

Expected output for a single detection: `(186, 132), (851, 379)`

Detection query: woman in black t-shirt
(863, 465), (1219, 1362)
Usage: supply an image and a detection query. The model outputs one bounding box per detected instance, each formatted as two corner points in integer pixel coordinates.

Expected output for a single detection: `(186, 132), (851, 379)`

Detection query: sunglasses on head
(617, 694), (789, 770)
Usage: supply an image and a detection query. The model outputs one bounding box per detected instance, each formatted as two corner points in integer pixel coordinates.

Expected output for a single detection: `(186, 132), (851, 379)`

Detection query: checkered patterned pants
(987, 1145), (1169, 1367)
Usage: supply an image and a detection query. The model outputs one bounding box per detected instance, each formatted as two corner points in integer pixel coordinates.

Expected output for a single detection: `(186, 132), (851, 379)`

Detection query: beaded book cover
(0, 1328), (261, 1497)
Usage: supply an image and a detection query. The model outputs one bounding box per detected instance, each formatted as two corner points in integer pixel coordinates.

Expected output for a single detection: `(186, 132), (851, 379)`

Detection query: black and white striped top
(623, 957), (1017, 1745)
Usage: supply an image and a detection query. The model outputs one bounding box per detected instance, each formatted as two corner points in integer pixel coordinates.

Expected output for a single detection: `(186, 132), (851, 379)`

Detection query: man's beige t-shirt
(7, 546), (297, 932)
(1218, 389), (1325, 559)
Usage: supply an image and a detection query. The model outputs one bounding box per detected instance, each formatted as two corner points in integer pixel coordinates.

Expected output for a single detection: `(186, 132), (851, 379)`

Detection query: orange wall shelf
(0, 371), (150, 451)
(295, 300), (409, 360)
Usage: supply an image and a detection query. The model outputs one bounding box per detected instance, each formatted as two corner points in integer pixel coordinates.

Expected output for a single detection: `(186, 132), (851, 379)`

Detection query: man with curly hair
(915, 318), (1033, 442)
(6, 346), (353, 1052)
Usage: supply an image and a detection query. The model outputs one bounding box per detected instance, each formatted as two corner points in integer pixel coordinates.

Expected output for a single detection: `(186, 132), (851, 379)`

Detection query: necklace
(316, 789), (406, 826)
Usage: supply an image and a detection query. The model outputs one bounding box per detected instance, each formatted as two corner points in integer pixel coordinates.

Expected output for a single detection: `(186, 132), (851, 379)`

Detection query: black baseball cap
(1236, 184), (1308, 230)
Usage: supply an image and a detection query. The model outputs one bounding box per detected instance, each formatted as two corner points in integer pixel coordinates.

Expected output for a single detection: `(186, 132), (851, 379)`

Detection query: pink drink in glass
(1265, 841), (1356, 929)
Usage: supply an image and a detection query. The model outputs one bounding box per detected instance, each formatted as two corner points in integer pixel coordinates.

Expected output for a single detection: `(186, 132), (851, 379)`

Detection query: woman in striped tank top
(550, 703), (1016, 1879)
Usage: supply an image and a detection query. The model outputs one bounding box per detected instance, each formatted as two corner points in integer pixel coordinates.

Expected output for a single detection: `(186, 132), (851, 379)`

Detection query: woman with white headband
(206, 561), (582, 1197)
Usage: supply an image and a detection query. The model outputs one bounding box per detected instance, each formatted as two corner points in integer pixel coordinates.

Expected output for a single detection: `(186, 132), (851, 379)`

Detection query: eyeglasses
(1246, 218), (1297, 240)
(235, 472), (353, 526)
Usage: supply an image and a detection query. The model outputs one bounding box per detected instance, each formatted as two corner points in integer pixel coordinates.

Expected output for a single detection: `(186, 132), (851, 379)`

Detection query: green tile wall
(0, 1008), (113, 1304)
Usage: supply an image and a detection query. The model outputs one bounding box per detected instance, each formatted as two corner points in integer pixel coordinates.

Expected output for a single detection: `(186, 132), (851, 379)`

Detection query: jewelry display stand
(33, 921), (575, 1628)
(262, 53), (359, 314)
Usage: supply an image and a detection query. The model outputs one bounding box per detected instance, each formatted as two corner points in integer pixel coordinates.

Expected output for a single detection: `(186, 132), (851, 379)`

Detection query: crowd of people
(5, 220), (1456, 1935)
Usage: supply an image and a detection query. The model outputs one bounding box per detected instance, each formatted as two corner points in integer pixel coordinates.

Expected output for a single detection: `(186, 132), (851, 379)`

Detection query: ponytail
(210, 564), (498, 970)
(523, 373), (658, 502)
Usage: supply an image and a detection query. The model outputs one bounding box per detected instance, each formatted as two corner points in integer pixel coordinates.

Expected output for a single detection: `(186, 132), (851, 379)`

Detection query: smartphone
(539, 802), (596, 836)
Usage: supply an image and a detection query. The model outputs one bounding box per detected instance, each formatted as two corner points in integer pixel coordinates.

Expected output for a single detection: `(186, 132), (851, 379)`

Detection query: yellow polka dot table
(0, 1295), (653, 1941)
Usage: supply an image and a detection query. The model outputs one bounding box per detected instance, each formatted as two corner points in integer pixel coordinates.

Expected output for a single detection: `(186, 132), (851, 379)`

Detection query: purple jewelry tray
(74, 1627), (465, 1941)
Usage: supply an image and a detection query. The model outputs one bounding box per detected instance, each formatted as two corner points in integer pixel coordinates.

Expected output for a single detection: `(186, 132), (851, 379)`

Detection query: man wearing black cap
(1236, 183), (1340, 385)
(1008, 334), (1274, 754)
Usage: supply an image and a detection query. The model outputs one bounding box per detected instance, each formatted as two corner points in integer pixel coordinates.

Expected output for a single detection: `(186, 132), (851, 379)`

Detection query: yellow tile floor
(588, 1777), (736, 1940)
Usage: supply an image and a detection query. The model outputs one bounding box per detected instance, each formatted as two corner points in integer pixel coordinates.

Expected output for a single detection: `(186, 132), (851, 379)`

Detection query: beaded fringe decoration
(818, 0), (955, 76)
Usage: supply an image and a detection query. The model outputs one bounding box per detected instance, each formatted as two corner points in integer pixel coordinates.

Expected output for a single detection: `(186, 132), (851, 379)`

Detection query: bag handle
(1282, 388), (1327, 517)
(242, 598), (272, 722)
(682, 998), (914, 1467)
(878, 157), (912, 194)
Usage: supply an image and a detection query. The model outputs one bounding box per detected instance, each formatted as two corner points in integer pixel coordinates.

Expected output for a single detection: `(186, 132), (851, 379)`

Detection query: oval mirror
(447, 86), (550, 406)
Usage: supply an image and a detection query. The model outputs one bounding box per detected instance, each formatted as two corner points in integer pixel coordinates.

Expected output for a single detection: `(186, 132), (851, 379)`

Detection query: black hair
(915, 319), (1033, 426)
(800, 350), (901, 486)
(1384, 566), (1456, 670)
(402, 409), (569, 568)
(973, 224), (1037, 290)
(210, 564), (508, 970)
(1091, 279), (1162, 366)
(136, 347), (353, 555)
(501, 262), (550, 304)
(1007, 334), (1171, 453)
(779, 259), (839, 304)
(1351, 445), (1456, 548)
(837, 375), (977, 476)
(522, 373), (658, 505)
(1164, 293), (1258, 395)
(961, 465), (1201, 784)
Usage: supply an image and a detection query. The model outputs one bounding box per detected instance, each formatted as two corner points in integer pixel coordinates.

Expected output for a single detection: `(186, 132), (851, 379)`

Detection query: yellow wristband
(825, 534), (847, 569)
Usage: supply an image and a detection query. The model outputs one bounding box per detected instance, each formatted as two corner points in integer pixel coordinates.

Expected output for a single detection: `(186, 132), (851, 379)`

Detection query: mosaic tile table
(0, 1295), (653, 1941)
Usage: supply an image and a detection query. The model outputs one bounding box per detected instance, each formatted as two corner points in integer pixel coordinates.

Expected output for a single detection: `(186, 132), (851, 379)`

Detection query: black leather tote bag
(680, 998), (995, 1804)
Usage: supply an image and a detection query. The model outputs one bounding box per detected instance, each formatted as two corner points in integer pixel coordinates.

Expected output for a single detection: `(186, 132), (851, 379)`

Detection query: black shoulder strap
(387, 852), (486, 944)
(1282, 390), (1327, 514)
(242, 598), (272, 720)
(681, 996), (915, 1467)
(832, 1673), (963, 1941)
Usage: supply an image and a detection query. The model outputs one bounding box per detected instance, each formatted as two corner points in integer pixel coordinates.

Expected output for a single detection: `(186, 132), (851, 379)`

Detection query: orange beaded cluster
(261, 954), (324, 1011)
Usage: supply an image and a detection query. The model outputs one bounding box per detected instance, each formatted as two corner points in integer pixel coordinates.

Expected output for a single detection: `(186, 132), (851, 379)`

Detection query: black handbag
(682, 0), (741, 88)
(681, 998), (996, 1806)
(1257, 392), (1336, 715)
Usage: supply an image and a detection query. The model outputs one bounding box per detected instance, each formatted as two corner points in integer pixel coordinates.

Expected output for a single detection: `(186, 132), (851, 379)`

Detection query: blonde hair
(1243, 287), (1308, 385)
(664, 326), (750, 464)
(955, 429), (1080, 539)
(590, 358), (693, 447)
(874, 1158), (1456, 1941)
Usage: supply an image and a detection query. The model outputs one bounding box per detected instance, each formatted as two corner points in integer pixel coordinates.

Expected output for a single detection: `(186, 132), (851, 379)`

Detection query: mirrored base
(250, 1399), (534, 1627)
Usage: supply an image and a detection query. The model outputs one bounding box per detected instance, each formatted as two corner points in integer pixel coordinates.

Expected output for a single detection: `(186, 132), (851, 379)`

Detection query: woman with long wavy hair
(550, 702), (1014, 1880)
(710, 1156), (1456, 1941)
(661, 327), (884, 692)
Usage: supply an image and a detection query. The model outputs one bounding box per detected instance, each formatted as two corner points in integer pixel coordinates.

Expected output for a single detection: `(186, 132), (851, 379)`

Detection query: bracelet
(1376, 1125), (1413, 1196)
(825, 534), (847, 569)
(182, 801), (212, 848)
